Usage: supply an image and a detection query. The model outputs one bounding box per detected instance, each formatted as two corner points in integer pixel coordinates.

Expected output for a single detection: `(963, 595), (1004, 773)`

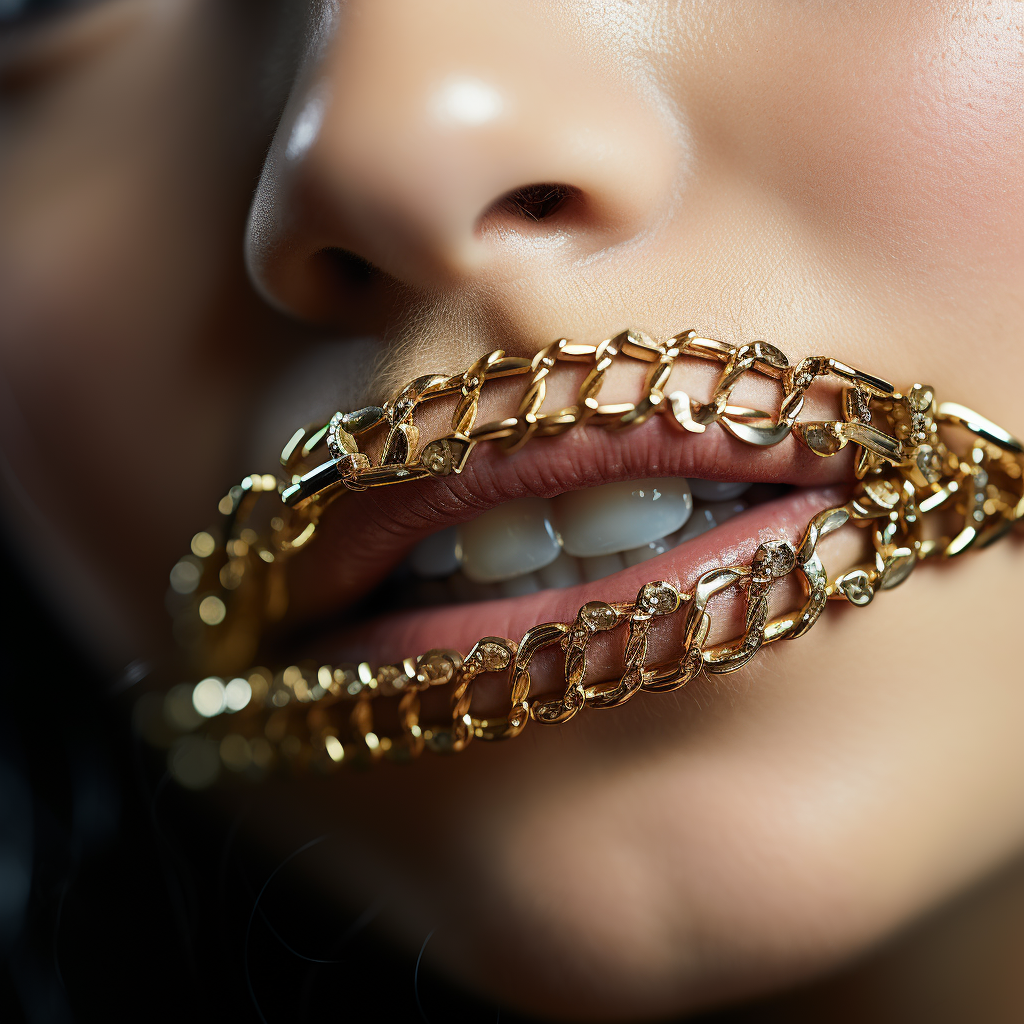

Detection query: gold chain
(152, 330), (1024, 785)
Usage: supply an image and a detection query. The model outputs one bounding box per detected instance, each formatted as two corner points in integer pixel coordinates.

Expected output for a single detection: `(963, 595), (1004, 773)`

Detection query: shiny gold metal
(156, 329), (1024, 786)
(277, 329), (907, 511)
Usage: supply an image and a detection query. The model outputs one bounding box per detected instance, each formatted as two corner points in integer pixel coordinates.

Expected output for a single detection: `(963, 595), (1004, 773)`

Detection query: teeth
(580, 552), (625, 582)
(537, 552), (583, 589)
(704, 498), (749, 526)
(410, 478), (757, 598)
(554, 478), (692, 558)
(673, 498), (749, 545)
(457, 497), (562, 584)
(449, 571), (500, 603)
(499, 573), (542, 598)
(688, 479), (752, 502)
(675, 505), (717, 544)
(409, 526), (460, 578)
(622, 536), (671, 567)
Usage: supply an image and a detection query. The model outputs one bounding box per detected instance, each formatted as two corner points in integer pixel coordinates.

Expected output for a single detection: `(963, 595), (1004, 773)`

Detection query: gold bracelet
(144, 329), (1024, 788)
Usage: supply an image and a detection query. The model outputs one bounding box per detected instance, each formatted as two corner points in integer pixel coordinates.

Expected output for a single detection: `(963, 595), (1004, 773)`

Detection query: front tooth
(580, 552), (625, 581)
(688, 479), (752, 502)
(623, 536), (671, 567)
(458, 497), (562, 583)
(409, 526), (460, 578)
(555, 478), (692, 557)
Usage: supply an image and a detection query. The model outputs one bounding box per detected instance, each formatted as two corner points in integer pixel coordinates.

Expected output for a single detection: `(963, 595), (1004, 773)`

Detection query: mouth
(280, 409), (857, 700)
(156, 326), (1023, 783)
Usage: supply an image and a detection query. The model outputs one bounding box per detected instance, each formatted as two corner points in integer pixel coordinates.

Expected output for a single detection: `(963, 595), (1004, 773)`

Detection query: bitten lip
(284, 411), (856, 626)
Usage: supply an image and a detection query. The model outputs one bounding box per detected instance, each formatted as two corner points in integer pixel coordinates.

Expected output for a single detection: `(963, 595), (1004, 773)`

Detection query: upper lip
(284, 412), (856, 625)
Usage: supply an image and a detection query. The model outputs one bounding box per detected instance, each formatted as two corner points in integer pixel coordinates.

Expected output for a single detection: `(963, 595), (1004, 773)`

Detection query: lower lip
(324, 485), (850, 671)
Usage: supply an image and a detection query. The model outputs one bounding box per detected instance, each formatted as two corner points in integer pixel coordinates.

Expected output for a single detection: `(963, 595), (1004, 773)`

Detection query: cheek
(721, 3), (1024, 290)
(0, 1), (287, 650)
(814, 9), (1020, 277)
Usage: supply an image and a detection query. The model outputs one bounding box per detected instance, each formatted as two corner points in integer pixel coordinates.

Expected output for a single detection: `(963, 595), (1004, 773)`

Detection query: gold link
(531, 602), (621, 724)
(720, 407), (793, 447)
(473, 622), (567, 740)
(584, 582), (680, 708)
(937, 402), (1024, 454)
(448, 637), (518, 752)
(703, 542), (795, 673)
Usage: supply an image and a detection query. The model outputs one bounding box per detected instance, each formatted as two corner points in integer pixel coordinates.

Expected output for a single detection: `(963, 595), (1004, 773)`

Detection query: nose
(247, 0), (681, 322)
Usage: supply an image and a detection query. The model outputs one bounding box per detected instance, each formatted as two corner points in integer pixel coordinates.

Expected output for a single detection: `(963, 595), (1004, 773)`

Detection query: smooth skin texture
(1, 1), (1023, 1018)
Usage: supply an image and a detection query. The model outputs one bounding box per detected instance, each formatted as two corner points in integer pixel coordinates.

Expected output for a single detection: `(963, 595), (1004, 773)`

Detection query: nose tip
(319, 72), (525, 276)
(247, 0), (681, 321)
(314, 64), (669, 275)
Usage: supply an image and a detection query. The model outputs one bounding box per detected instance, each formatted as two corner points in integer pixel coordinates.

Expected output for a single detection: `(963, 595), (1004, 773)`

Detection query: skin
(1, 0), (1023, 1018)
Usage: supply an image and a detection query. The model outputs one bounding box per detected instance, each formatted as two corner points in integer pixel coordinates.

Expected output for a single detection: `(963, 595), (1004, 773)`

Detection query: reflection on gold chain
(147, 330), (1024, 787)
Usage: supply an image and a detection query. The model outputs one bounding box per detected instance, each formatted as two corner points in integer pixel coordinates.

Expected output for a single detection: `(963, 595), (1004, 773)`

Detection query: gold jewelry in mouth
(279, 328), (902, 510)
(147, 329), (1024, 789)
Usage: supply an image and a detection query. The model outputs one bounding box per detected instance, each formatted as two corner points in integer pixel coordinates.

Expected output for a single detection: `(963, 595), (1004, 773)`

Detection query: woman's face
(2, 0), (1023, 1017)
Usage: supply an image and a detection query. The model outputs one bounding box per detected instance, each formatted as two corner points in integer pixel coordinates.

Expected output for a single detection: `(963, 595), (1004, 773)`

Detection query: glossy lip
(270, 411), (864, 718)
(321, 483), (851, 671)
(285, 410), (857, 626)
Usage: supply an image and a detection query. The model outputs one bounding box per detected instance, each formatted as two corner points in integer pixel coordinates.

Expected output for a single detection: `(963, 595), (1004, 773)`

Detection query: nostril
(312, 248), (380, 291)
(327, 249), (378, 285)
(484, 182), (584, 225)
(299, 248), (394, 327)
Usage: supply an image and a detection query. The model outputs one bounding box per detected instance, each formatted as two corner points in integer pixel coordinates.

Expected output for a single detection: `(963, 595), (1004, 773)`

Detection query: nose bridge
(254, 0), (680, 310)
